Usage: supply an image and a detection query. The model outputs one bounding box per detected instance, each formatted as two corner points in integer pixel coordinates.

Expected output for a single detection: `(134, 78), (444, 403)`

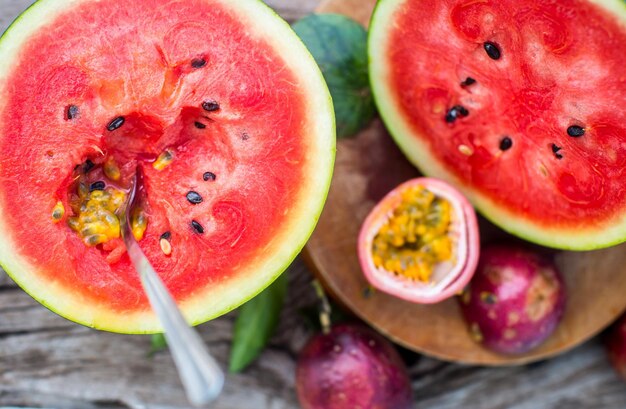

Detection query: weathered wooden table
(1, 1), (626, 408)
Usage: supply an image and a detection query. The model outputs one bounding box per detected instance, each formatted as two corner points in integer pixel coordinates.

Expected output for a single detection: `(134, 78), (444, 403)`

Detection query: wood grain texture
(308, 0), (626, 366)
(1, 1), (626, 408)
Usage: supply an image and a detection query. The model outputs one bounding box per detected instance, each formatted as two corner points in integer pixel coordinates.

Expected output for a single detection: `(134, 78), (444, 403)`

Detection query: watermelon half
(369, 0), (626, 250)
(0, 0), (335, 333)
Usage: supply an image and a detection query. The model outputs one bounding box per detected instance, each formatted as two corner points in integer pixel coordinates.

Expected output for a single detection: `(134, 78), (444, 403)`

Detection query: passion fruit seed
(78, 182), (89, 199)
(103, 157), (121, 181)
(68, 186), (126, 246)
(153, 149), (175, 171)
(203, 171), (216, 181)
(484, 42), (501, 60)
(66, 105), (79, 120)
(51, 201), (65, 222)
(131, 208), (148, 241)
(500, 137), (513, 151)
(89, 181), (106, 192)
(371, 185), (453, 282)
(107, 116), (125, 131)
(461, 77), (476, 87)
(191, 220), (204, 234)
(191, 58), (207, 68)
(445, 105), (469, 123)
(186, 191), (203, 204)
(567, 125), (585, 137)
(202, 100), (220, 112)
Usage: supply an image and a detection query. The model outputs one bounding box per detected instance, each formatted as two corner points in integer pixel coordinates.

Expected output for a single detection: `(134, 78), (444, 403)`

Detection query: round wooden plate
(304, 0), (626, 365)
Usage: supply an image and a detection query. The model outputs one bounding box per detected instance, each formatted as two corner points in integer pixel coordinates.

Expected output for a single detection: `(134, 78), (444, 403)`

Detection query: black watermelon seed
(195, 121), (207, 129)
(186, 191), (203, 204)
(552, 144), (563, 159)
(484, 42), (501, 60)
(461, 77), (476, 87)
(242, 132), (250, 141)
(499, 137), (513, 151)
(160, 231), (171, 241)
(191, 220), (204, 234)
(107, 116), (125, 131)
(445, 105), (469, 123)
(203, 172), (216, 181)
(567, 125), (585, 137)
(89, 181), (105, 192)
(191, 58), (207, 68)
(66, 105), (79, 120)
(202, 100), (220, 112)
(83, 159), (95, 173)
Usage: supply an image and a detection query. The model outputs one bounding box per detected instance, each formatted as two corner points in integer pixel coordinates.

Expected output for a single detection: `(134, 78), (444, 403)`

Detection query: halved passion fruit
(358, 178), (480, 304)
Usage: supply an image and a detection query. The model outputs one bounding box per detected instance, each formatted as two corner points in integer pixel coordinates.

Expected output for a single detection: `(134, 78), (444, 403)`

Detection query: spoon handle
(126, 239), (225, 406)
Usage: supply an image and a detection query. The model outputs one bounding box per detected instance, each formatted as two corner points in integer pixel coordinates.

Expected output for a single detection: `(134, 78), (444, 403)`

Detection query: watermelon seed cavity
(567, 125), (585, 137)
(191, 58), (207, 69)
(552, 144), (563, 159)
(203, 172), (216, 181)
(499, 137), (513, 151)
(191, 220), (204, 234)
(483, 42), (501, 60)
(445, 105), (469, 123)
(186, 191), (203, 204)
(66, 105), (79, 120)
(107, 116), (125, 131)
(202, 100), (220, 112)
(83, 159), (95, 173)
(461, 77), (476, 87)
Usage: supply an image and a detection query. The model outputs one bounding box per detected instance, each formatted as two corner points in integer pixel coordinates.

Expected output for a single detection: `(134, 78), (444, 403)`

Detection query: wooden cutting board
(304, 0), (626, 365)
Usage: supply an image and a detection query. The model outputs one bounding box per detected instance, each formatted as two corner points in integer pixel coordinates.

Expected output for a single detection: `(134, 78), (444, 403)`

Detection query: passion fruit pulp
(358, 178), (479, 304)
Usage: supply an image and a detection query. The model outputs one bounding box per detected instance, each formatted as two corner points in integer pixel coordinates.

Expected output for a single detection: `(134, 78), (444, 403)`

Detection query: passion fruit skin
(459, 245), (566, 355)
(605, 314), (626, 381)
(296, 323), (413, 409)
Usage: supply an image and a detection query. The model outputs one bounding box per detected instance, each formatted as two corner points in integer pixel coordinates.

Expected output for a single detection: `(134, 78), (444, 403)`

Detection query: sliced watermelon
(369, 0), (626, 250)
(0, 0), (335, 333)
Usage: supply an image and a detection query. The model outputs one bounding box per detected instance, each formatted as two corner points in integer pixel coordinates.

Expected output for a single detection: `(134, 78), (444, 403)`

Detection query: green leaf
(229, 272), (289, 373)
(293, 13), (375, 139)
(148, 333), (167, 357)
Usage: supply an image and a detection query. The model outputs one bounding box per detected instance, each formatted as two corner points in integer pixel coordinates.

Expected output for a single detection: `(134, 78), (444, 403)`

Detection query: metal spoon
(119, 170), (224, 406)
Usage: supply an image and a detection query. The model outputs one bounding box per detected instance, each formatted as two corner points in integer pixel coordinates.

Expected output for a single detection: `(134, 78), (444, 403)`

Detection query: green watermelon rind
(0, 0), (336, 333)
(368, 0), (626, 251)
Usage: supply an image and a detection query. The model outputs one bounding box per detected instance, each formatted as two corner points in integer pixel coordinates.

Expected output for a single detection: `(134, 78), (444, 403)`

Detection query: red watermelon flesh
(0, 0), (334, 332)
(369, 0), (626, 250)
